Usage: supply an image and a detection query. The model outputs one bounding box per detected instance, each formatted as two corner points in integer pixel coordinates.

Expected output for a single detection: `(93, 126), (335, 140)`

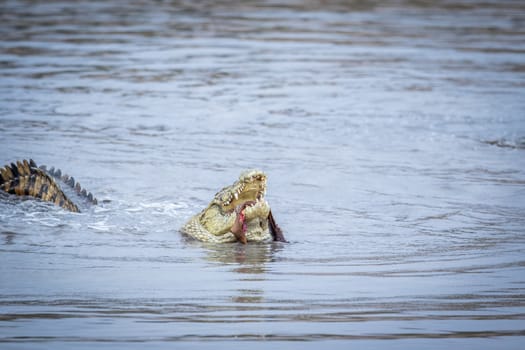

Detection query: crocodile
(0, 159), (97, 212)
(181, 169), (286, 244)
(1, 160), (286, 244)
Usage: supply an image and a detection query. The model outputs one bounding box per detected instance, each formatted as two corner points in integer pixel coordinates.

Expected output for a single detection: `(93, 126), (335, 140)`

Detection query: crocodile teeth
(234, 192), (238, 200)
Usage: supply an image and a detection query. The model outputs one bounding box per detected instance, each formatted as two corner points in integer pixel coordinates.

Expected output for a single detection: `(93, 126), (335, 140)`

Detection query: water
(1, 0), (525, 349)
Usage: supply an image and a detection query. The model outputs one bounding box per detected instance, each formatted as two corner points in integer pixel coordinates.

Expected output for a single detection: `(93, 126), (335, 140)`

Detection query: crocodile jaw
(217, 169), (267, 211)
(182, 169), (272, 243)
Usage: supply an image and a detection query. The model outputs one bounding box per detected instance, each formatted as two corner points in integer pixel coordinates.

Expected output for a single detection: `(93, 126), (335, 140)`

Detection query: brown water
(1, 1), (525, 349)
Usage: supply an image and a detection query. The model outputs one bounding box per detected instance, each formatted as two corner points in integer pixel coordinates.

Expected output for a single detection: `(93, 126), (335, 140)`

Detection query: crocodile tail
(39, 163), (98, 205)
(0, 159), (82, 212)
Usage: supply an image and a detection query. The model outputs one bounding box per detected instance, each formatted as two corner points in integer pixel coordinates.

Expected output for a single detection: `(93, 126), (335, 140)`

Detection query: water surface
(1, 0), (525, 349)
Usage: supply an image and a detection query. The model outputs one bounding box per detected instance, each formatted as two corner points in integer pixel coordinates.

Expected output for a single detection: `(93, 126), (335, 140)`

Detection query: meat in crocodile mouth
(230, 200), (256, 244)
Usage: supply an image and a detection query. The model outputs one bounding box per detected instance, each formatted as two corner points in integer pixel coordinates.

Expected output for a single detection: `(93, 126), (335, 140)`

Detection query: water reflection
(203, 242), (283, 272)
(202, 243), (285, 304)
(1, 231), (16, 245)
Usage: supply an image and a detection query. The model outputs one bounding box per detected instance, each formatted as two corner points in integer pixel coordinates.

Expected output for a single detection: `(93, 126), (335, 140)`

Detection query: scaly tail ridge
(0, 159), (97, 212)
(39, 163), (98, 205)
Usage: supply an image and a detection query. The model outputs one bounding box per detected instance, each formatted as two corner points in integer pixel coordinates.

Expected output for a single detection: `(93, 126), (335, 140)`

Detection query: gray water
(1, 0), (525, 349)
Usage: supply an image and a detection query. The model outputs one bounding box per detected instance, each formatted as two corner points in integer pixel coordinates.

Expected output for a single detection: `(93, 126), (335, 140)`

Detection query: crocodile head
(182, 170), (276, 243)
